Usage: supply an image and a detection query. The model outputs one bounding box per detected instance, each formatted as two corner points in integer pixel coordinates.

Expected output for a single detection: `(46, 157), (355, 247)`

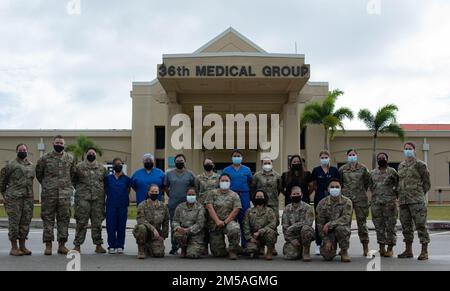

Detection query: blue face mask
(186, 195), (197, 204)
(232, 157), (242, 165)
(329, 188), (341, 197)
(348, 155), (358, 163)
(320, 158), (330, 166)
(404, 149), (414, 158)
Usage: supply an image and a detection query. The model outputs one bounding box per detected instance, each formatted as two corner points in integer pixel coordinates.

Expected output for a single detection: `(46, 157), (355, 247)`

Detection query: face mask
(186, 196), (197, 204)
(253, 198), (266, 206)
(113, 165), (123, 173)
(320, 158), (330, 166)
(404, 149), (414, 158)
(262, 164), (273, 172)
(86, 154), (96, 162)
(144, 162), (154, 170)
(232, 157), (242, 165)
(329, 188), (341, 197)
(149, 194), (159, 201)
(291, 164), (301, 171)
(220, 181), (230, 190)
(17, 152), (27, 160)
(54, 145), (64, 153)
(348, 155), (358, 163)
(175, 162), (185, 170)
(377, 160), (388, 168)
(204, 164), (214, 172)
(291, 196), (302, 203)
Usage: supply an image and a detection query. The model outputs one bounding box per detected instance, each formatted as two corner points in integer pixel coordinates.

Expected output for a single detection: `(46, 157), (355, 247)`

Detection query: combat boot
(265, 246), (274, 261)
(95, 244), (107, 254)
(19, 239), (32, 256)
(418, 244), (428, 261)
(302, 243), (312, 262)
(9, 240), (24, 256)
(57, 242), (69, 255)
(44, 242), (52, 256)
(340, 249), (351, 262)
(180, 247), (187, 258)
(384, 245), (394, 257)
(379, 244), (386, 257)
(137, 245), (146, 259)
(228, 250), (238, 260)
(398, 242), (413, 258)
(362, 241), (369, 257)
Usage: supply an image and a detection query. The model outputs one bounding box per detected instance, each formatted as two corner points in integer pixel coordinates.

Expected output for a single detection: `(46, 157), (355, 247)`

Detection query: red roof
(401, 124), (450, 131)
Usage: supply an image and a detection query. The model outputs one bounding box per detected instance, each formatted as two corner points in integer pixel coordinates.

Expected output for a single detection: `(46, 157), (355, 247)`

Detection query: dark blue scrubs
(105, 174), (131, 250)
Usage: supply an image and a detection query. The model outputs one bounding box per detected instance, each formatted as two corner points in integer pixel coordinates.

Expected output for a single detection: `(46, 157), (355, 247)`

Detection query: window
(155, 126), (165, 150)
(300, 128), (306, 150)
(156, 159), (165, 170)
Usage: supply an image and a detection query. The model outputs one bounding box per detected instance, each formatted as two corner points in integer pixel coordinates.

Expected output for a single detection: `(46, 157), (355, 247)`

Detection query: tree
(300, 89), (354, 150)
(66, 135), (103, 163)
(358, 104), (405, 169)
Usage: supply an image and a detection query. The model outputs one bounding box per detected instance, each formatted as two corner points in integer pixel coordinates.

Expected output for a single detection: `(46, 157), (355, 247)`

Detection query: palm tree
(300, 89), (354, 150)
(66, 135), (103, 163)
(358, 104), (405, 169)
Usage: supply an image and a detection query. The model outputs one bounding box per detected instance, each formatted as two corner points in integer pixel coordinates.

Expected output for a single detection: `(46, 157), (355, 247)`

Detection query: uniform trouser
(133, 224), (165, 257)
(169, 206), (178, 252)
(352, 200), (370, 243)
(237, 191), (250, 248)
(74, 199), (105, 246)
(314, 195), (326, 246)
(247, 228), (278, 255)
(320, 225), (351, 261)
(399, 203), (430, 244)
(4, 195), (34, 241)
(174, 231), (205, 258)
(283, 225), (315, 260)
(371, 202), (398, 245)
(41, 196), (71, 243)
(267, 204), (280, 227)
(106, 206), (128, 249)
(209, 221), (241, 257)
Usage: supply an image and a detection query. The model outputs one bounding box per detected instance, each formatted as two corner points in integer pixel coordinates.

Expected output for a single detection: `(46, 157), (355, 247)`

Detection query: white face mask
(262, 164), (273, 172)
(329, 188), (341, 197)
(220, 181), (231, 190)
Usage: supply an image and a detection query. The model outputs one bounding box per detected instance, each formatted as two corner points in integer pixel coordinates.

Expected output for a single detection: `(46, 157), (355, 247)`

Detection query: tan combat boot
(265, 246), (274, 261)
(44, 242), (52, 256)
(302, 243), (312, 262)
(340, 249), (351, 262)
(57, 242), (69, 255)
(379, 244), (386, 257)
(418, 244), (428, 261)
(228, 250), (238, 260)
(384, 245), (394, 257)
(362, 241), (369, 257)
(95, 244), (107, 254)
(18, 239), (32, 256)
(73, 245), (81, 253)
(398, 242), (413, 258)
(137, 245), (146, 259)
(180, 247), (187, 258)
(9, 240), (24, 256)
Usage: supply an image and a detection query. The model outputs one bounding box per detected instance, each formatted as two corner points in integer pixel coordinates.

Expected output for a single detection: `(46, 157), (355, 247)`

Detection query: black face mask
(291, 164), (302, 171)
(86, 154), (96, 162)
(17, 152), (27, 160)
(253, 198), (266, 206)
(175, 162), (185, 170)
(54, 145), (64, 153)
(149, 194), (159, 201)
(204, 164), (214, 172)
(291, 196), (302, 203)
(378, 160), (388, 168)
(113, 165), (123, 173)
(144, 162), (154, 170)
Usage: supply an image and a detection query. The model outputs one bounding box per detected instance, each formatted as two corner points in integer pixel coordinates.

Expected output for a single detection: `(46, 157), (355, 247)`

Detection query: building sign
(157, 64), (310, 78)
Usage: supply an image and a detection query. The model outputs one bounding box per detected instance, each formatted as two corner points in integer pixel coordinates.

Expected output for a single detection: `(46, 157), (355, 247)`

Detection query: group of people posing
(0, 135), (431, 262)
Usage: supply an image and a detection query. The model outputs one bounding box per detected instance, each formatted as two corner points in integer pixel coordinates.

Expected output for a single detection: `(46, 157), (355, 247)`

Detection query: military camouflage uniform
(369, 167), (399, 246)
(0, 158), (35, 241)
(397, 158), (431, 244)
(281, 201), (315, 260)
(316, 195), (353, 261)
(339, 162), (370, 243)
(172, 201), (206, 258)
(251, 170), (282, 226)
(205, 189), (242, 257)
(36, 151), (75, 243)
(243, 206), (278, 255)
(72, 160), (107, 247)
(133, 199), (169, 257)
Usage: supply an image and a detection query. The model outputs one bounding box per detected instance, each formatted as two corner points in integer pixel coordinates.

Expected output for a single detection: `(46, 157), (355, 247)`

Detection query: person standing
(131, 153), (165, 206)
(281, 154), (313, 205)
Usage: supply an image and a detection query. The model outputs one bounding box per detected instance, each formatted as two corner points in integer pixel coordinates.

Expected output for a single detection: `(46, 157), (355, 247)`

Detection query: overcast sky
(1, 0), (449, 130)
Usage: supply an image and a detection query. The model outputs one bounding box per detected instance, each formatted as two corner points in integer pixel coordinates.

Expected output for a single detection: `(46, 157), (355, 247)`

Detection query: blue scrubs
(105, 174), (131, 250)
(223, 165), (252, 247)
(131, 168), (165, 206)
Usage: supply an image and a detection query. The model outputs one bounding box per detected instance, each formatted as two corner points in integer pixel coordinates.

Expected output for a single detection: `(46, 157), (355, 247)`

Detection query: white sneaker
(117, 248), (124, 254)
(108, 248), (116, 254)
(315, 245), (321, 256)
